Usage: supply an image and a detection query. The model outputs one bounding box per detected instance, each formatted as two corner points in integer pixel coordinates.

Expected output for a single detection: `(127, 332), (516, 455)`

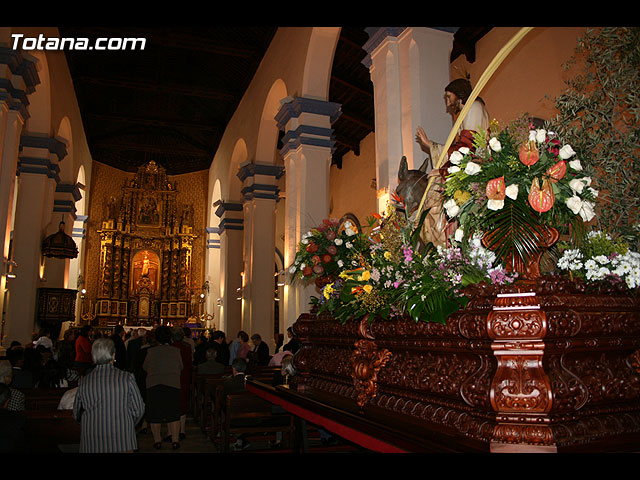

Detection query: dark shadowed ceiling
(59, 26), (490, 175)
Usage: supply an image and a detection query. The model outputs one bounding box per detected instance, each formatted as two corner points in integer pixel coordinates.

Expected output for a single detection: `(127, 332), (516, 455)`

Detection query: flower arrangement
(302, 194), (517, 324)
(557, 230), (640, 289)
(442, 118), (598, 270)
(289, 217), (368, 287)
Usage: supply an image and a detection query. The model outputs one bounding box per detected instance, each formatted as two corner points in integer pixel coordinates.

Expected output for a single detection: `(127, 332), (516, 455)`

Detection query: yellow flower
(454, 190), (471, 205)
(360, 270), (371, 281)
(363, 284), (373, 294)
(323, 284), (334, 299)
(384, 251), (392, 260)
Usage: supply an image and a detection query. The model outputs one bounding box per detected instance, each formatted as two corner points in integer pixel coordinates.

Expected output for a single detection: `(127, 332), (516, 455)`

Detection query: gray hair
(281, 356), (296, 376)
(92, 337), (115, 365)
(0, 360), (12, 384)
(172, 326), (185, 342)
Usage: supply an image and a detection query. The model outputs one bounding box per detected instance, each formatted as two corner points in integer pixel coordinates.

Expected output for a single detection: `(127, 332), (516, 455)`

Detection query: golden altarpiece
(93, 161), (198, 326)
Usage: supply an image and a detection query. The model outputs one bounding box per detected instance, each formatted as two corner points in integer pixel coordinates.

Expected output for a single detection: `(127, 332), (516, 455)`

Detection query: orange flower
(519, 140), (539, 166)
(486, 176), (506, 200)
(546, 160), (566, 183)
(528, 178), (555, 212)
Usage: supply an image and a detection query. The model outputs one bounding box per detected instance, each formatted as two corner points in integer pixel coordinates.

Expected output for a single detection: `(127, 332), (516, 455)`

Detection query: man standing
(210, 331), (229, 366)
(110, 325), (127, 370)
(250, 334), (270, 366)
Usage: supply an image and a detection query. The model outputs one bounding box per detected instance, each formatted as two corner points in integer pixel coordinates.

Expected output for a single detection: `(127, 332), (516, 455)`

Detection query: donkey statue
(395, 156), (448, 248)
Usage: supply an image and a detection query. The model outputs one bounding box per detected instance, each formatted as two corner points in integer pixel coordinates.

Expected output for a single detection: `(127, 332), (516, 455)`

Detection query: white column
(4, 135), (65, 345)
(215, 201), (243, 338)
(237, 162), (284, 349)
(0, 46), (37, 349)
(275, 96), (341, 329)
(363, 27), (454, 212)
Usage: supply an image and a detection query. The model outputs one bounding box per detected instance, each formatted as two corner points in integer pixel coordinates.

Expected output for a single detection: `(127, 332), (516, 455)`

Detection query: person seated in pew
(0, 360), (25, 411)
(7, 347), (35, 389)
(221, 358), (250, 450)
(196, 348), (226, 375)
(0, 383), (27, 453)
(268, 345), (293, 367)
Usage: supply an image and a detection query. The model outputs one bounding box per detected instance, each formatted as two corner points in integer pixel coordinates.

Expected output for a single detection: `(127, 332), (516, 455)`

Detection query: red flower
(546, 160), (566, 183)
(322, 254), (333, 264)
(312, 255), (321, 265)
(327, 245), (337, 255)
(306, 243), (318, 253)
(325, 230), (336, 241)
(302, 266), (313, 276)
(519, 140), (539, 166)
(312, 264), (324, 275)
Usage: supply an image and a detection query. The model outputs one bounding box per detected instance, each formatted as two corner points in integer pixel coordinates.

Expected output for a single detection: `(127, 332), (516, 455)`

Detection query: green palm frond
(482, 197), (546, 266)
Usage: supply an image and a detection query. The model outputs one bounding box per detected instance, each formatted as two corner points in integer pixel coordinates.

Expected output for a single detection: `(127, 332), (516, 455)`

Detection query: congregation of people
(0, 323), (300, 453)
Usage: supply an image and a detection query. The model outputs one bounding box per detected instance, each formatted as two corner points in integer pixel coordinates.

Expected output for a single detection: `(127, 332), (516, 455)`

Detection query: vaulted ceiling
(59, 27), (491, 175)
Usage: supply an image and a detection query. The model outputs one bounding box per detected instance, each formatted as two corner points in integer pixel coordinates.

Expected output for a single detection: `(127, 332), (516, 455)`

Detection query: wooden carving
(351, 338), (392, 408)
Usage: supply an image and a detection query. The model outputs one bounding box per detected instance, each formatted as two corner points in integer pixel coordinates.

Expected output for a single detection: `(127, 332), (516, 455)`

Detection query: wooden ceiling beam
(86, 113), (220, 133)
(76, 76), (236, 101)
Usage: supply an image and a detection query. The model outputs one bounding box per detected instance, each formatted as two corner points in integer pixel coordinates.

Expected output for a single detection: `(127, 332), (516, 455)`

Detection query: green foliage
(547, 27), (640, 250)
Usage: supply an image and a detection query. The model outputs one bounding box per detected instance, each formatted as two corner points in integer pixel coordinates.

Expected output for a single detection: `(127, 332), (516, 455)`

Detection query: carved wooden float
(290, 275), (640, 452)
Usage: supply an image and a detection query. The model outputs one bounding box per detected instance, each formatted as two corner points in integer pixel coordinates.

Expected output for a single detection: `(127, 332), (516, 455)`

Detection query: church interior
(2, 26), (639, 454)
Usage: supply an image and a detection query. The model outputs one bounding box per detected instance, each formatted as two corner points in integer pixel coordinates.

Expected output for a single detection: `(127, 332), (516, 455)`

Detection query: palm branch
(482, 196), (547, 269)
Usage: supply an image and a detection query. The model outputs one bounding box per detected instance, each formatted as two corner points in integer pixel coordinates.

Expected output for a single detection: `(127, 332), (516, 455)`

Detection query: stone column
(215, 201), (243, 338)
(237, 162), (284, 348)
(275, 96), (341, 330)
(0, 46), (37, 348)
(362, 27), (454, 212)
(4, 134), (66, 344)
(205, 225), (221, 328)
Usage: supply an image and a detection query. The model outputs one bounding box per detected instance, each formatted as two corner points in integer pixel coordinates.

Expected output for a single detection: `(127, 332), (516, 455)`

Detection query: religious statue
(396, 156), (448, 248)
(404, 78), (490, 247)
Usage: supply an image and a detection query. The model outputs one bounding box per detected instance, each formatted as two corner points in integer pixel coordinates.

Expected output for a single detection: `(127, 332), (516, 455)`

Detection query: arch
(255, 79), (288, 163)
(25, 50), (51, 135)
(55, 116), (73, 184)
(301, 27), (341, 100)
(228, 138), (249, 201)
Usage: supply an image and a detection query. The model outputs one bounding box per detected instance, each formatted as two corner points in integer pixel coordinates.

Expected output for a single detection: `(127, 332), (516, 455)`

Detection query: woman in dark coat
(143, 326), (183, 450)
(170, 326), (193, 440)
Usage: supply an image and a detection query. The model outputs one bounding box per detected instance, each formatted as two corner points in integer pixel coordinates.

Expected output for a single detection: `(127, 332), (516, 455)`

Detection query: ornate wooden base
(291, 275), (640, 452)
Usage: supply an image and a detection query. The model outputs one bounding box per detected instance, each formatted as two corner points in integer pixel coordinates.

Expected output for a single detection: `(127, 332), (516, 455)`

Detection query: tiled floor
(134, 416), (218, 453)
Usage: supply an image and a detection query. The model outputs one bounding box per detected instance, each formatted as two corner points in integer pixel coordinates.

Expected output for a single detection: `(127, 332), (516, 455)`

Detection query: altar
(90, 161), (201, 327)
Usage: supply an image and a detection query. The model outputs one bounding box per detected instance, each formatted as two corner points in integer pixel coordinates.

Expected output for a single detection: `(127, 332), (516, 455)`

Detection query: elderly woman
(72, 338), (145, 453)
(143, 326), (183, 450)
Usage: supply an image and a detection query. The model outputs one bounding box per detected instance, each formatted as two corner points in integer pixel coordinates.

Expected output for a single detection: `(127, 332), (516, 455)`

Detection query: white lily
(566, 195), (583, 215)
(569, 178), (585, 194)
(505, 184), (519, 200)
(487, 199), (504, 211)
(579, 201), (596, 222)
(443, 198), (460, 218)
(568, 159), (582, 171)
(449, 151), (464, 165)
(464, 161), (482, 176)
(559, 145), (576, 160)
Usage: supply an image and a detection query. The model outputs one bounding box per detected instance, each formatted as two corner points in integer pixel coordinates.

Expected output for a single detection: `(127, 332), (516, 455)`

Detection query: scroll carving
(351, 339), (392, 408)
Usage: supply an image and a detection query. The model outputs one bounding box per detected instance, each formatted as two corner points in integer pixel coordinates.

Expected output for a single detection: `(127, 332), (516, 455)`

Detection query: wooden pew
(23, 409), (80, 453)
(219, 390), (294, 452)
(22, 387), (72, 411)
